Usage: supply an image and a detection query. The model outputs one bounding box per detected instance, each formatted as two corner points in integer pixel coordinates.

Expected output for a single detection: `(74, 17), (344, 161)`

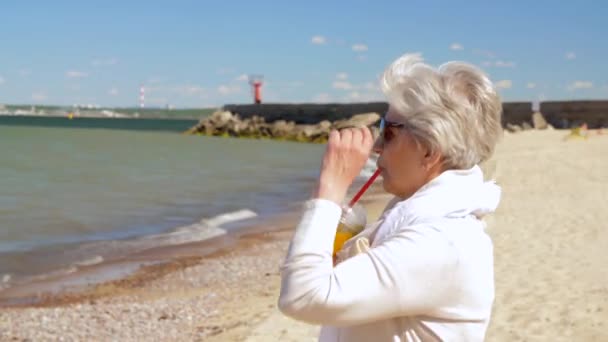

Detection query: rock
(208, 110), (234, 128)
(240, 119), (258, 136)
(333, 112), (381, 130)
(184, 110), (378, 143)
(506, 123), (523, 133)
(258, 124), (273, 138)
(250, 115), (266, 125)
(522, 122), (533, 130)
(532, 112), (548, 129)
(271, 120), (296, 138)
(295, 125), (319, 138)
(317, 120), (332, 131)
(199, 121), (215, 135)
(293, 124), (329, 142)
(227, 119), (250, 135)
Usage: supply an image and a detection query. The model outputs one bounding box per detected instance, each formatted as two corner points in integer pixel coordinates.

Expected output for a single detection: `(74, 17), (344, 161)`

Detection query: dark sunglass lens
(383, 127), (394, 142)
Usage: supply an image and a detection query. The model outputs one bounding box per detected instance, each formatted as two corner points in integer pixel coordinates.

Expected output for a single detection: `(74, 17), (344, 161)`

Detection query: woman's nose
(372, 136), (383, 154)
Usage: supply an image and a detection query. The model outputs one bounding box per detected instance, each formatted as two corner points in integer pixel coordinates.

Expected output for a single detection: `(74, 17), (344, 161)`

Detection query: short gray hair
(381, 53), (503, 170)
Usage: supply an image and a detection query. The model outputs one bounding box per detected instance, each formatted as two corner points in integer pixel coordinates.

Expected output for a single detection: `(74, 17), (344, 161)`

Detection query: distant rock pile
(186, 109), (559, 141)
(505, 111), (553, 133)
(184, 110), (381, 143)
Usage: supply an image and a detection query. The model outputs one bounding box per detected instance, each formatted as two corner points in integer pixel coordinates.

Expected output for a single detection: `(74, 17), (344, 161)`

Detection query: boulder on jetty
(184, 110), (381, 143)
(532, 111), (549, 130)
(505, 112), (552, 133)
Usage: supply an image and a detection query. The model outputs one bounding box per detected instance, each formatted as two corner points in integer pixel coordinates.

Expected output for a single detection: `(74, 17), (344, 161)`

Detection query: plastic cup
(332, 203), (367, 256)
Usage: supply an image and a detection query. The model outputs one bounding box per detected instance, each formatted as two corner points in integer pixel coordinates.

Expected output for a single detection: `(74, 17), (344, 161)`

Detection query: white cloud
(527, 82), (537, 89)
(332, 81), (353, 90)
(473, 49), (496, 59)
(483, 60), (516, 68)
(537, 93), (546, 102)
(0, 76), (4, 85)
(91, 58), (118, 67)
(31, 92), (48, 101)
(347, 91), (361, 100)
(494, 60), (516, 68)
(66, 70), (88, 78)
(352, 44), (368, 52)
(568, 81), (593, 90)
(313, 93), (332, 102)
(406, 52), (424, 60)
(181, 85), (207, 96)
(108, 88), (119, 96)
(235, 74), (249, 82)
(450, 43), (464, 51)
(336, 72), (348, 80)
(495, 80), (512, 89)
(565, 52), (576, 60)
(332, 79), (382, 95)
(342, 90), (383, 102)
(364, 82), (379, 91)
(357, 55), (368, 61)
(218, 84), (241, 95)
(147, 84), (208, 97)
(311, 35), (326, 45)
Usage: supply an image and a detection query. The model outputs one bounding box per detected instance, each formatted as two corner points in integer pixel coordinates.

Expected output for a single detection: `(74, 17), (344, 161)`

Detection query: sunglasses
(378, 117), (407, 144)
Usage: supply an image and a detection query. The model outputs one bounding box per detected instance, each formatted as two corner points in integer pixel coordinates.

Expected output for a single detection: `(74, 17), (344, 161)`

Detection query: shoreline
(0, 210), (297, 308)
(0, 182), (390, 310)
(0, 185), (392, 341)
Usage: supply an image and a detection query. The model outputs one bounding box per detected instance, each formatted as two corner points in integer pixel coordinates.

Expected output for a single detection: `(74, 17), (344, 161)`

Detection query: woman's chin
(381, 176), (392, 193)
(381, 176), (405, 198)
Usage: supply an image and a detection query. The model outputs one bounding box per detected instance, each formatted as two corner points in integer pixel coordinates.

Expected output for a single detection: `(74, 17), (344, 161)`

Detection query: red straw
(348, 168), (381, 207)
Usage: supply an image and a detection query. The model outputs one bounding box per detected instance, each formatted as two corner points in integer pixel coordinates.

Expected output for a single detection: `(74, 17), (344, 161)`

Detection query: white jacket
(278, 166), (501, 341)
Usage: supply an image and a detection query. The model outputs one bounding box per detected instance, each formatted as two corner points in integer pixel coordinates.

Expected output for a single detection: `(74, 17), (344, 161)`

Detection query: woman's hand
(315, 127), (375, 205)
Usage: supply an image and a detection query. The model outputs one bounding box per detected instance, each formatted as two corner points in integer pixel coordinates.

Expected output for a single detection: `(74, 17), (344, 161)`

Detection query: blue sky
(0, 0), (606, 108)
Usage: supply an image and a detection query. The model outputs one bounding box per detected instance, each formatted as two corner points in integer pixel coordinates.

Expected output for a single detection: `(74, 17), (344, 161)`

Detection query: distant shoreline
(0, 105), (216, 120)
(0, 115), (198, 132)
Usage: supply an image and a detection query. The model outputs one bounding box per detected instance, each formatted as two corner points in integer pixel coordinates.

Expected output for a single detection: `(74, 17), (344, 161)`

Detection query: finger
(351, 127), (363, 149)
(328, 129), (340, 149)
(341, 128), (353, 147)
(361, 126), (374, 150)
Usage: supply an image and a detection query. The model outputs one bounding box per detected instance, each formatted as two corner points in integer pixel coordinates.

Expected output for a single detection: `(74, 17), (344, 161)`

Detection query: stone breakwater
(184, 110), (381, 143)
(222, 101), (608, 129)
(185, 100), (608, 142)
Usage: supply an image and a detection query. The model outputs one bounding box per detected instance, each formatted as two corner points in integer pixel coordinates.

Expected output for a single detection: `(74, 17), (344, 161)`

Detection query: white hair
(381, 53), (503, 170)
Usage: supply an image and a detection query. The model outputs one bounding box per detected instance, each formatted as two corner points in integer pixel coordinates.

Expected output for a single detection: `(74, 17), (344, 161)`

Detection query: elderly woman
(278, 53), (503, 341)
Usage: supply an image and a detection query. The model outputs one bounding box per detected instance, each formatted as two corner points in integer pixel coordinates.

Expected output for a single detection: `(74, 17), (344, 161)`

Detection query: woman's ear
(423, 149), (443, 171)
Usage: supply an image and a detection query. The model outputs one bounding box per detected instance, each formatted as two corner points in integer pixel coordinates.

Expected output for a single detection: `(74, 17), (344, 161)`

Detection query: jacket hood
(387, 165), (501, 226)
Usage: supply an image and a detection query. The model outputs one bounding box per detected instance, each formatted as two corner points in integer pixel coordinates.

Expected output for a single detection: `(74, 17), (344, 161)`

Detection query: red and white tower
(248, 75), (263, 104)
(139, 85), (145, 108)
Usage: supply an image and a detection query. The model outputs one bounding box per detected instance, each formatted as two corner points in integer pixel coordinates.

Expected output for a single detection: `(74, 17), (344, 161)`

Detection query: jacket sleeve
(278, 198), (458, 327)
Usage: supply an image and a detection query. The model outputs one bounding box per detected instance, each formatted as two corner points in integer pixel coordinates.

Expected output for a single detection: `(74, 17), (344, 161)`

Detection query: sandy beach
(1, 129), (607, 341)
